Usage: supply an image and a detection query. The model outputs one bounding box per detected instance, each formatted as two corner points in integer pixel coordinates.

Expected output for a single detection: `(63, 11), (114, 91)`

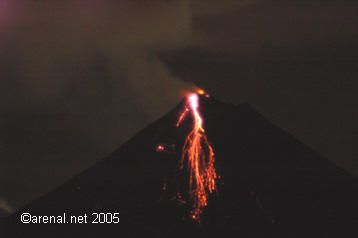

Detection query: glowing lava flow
(177, 93), (217, 221)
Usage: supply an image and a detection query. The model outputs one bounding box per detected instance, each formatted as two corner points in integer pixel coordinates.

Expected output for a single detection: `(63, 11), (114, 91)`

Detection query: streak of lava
(176, 93), (217, 221)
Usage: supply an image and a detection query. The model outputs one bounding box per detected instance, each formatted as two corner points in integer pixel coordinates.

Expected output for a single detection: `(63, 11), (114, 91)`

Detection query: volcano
(2, 96), (358, 237)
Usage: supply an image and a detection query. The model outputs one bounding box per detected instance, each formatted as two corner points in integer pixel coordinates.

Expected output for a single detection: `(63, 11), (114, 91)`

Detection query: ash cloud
(0, 0), (193, 210)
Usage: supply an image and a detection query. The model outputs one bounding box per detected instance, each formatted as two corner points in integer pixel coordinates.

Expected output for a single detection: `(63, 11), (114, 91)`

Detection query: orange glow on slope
(177, 93), (217, 221)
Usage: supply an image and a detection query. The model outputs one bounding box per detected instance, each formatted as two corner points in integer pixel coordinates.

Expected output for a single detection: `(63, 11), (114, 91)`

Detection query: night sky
(0, 0), (357, 215)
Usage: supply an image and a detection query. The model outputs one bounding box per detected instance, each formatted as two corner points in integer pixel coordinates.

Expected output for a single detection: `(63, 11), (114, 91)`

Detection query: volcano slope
(2, 96), (358, 238)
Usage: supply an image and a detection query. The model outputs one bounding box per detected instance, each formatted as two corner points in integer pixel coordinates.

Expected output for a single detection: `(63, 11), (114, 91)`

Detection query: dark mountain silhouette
(2, 96), (358, 237)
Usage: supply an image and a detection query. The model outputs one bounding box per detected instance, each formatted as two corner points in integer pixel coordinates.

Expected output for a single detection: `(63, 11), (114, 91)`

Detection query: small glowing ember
(196, 89), (206, 95)
(156, 144), (166, 152)
(177, 93), (217, 221)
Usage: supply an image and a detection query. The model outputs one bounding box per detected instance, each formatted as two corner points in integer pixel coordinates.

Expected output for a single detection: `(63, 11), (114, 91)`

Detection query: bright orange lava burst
(177, 93), (217, 221)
